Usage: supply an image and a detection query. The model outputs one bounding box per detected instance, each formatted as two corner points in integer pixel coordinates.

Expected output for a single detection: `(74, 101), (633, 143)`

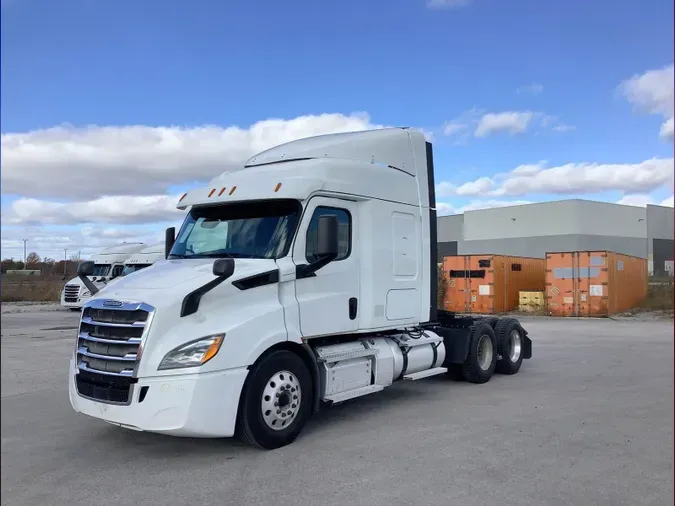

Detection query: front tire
(236, 350), (313, 450)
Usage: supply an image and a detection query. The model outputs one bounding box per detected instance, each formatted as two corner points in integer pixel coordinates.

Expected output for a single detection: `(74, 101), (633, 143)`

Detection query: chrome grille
(64, 284), (81, 303)
(75, 299), (155, 404)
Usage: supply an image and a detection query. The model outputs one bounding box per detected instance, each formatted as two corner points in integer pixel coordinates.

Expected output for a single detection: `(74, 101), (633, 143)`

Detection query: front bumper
(68, 358), (249, 438)
(61, 298), (84, 309)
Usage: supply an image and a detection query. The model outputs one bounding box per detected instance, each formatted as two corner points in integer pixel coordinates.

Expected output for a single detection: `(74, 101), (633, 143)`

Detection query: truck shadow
(91, 377), (452, 457)
(302, 378), (448, 437)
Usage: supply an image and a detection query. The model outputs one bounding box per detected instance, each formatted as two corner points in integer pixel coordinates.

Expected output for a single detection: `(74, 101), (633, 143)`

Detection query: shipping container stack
(545, 251), (648, 317)
(442, 255), (546, 314)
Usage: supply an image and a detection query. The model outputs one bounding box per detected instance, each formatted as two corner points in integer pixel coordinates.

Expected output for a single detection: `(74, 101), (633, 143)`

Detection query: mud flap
(522, 335), (533, 360)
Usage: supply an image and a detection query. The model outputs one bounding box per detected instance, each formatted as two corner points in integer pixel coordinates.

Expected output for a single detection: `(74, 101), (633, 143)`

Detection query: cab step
(402, 367), (448, 381)
(324, 384), (384, 403)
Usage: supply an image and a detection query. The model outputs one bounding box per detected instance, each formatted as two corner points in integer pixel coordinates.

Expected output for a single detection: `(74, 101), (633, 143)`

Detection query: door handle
(349, 297), (358, 320)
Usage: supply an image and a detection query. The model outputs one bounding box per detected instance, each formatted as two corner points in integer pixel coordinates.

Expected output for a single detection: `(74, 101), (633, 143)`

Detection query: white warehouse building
(437, 199), (674, 276)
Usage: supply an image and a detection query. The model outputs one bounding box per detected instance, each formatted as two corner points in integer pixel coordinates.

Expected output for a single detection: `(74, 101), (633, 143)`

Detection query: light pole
(63, 249), (68, 277)
(22, 239), (27, 269)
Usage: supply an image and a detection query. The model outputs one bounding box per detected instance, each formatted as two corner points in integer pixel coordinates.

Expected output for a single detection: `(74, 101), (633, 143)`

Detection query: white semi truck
(69, 128), (533, 450)
(60, 242), (146, 310)
(119, 242), (165, 277)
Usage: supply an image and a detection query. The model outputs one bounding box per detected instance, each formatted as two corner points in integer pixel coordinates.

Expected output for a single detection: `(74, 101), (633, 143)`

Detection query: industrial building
(437, 199), (674, 276)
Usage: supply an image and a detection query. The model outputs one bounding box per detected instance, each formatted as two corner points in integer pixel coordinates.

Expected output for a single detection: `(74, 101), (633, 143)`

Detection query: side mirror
(316, 215), (339, 259)
(165, 227), (176, 259)
(77, 261), (95, 276)
(213, 258), (235, 278)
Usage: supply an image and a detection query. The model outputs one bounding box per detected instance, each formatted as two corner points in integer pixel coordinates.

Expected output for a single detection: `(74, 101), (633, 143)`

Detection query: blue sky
(1, 0), (673, 259)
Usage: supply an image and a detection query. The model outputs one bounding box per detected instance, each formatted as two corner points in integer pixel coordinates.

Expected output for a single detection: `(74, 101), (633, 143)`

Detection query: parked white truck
(69, 128), (532, 449)
(61, 242), (146, 310)
(119, 242), (165, 277)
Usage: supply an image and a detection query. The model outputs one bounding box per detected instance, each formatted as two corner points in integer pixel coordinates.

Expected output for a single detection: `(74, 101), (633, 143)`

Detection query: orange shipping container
(545, 251), (648, 317)
(442, 255), (546, 314)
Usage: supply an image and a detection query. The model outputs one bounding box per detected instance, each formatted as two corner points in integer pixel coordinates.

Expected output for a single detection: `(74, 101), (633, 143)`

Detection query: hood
(94, 257), (279, 299)
(64, 276), (107, 289)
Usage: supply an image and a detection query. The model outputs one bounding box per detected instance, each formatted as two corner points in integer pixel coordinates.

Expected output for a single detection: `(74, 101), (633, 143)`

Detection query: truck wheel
(479, 317), (499, 328)
(237, 350), (312, 450)
(461, 322), (497, 384)
(494, 318), (524, 375)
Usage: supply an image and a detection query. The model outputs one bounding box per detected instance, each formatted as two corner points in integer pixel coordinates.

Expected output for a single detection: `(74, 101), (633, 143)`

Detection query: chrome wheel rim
(508, 329), (522, 363)
(477, 334), (494, 371)
(261, 370), (301, 431)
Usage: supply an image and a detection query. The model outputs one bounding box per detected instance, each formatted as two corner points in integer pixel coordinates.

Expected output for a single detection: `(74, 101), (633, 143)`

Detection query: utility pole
(22, 239), (27, 269)
(63, 248), (68, 276)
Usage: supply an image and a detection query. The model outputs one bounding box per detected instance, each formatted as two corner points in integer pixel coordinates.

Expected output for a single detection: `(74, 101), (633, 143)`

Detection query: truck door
(292, 197), (360, 337)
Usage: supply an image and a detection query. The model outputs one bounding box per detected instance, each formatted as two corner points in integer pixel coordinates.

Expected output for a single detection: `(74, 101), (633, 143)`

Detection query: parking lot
(1, 307), (673, 506)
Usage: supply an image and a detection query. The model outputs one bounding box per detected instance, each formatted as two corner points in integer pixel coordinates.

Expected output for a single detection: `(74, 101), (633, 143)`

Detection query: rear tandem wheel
(460, 322), (498, 384)
(494, 318), (525, 375)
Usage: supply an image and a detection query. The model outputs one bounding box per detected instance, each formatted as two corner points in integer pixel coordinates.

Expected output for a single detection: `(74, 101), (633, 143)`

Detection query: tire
(461, 322), (498, 384)
(494, 318), (525, 375)
(479, 317), (499, 329)
(236, 350), (313, 450)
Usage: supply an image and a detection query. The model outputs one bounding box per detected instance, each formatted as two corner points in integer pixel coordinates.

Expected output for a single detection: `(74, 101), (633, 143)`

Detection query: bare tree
(26, 252), (41, 265)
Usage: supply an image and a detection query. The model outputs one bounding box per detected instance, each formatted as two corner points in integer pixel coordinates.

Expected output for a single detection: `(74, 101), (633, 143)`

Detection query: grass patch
(1, 275), (65, 303)
(639, 279), (674, 312)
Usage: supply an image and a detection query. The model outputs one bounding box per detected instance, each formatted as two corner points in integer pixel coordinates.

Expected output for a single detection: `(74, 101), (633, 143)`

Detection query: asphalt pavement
(1, 308), (673, 506)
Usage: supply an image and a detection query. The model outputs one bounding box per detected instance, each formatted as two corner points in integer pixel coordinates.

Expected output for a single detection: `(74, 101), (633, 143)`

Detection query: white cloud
(616, 194), (656, 207)
(436, 199), (533, 216)
(616, 194), (675, 208)
(619, 64), (674, 116)
(436, 157), (674, 198)
(1, 224), (173, 260)
(427, 0), (470, 8)
(659, 117), (674, 141)
(516, 83), (544, 95)
(436, 202), (456, 216)
(659, 195), (674, 207)
(436, 176), (494, 197)
(474, 111), (535, 137)
(1, 112), (384, 200)
(552, 123), (576, 133)
(3, 194), (184, 225)
(619, 63), (674, 142)
(511, 162), (546, 176)
(442, 109), (572, 142)
(443, 123), (468, 137)
(459, 199), (533, 213)
(494, 158), (674, 196)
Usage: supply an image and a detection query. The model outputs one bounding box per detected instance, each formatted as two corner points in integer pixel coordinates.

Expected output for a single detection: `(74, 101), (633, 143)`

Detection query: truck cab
(69, 128), (532, 449)
(119, 242), (165, 278)
(60, 242), (146, 310)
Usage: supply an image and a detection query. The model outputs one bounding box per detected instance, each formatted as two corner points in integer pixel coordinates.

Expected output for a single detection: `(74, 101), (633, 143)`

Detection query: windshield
(121, 264), (152, 276)
(92, 264), (111, 277)
(169, 200), (301, 260)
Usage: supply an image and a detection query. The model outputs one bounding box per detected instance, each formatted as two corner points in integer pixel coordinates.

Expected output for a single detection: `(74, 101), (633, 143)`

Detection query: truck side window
(305, 206), (351, 263)
(111, 265), (124, 278)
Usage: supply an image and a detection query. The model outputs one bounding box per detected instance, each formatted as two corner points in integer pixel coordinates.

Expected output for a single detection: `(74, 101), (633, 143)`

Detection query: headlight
(158, 334), (225, 370)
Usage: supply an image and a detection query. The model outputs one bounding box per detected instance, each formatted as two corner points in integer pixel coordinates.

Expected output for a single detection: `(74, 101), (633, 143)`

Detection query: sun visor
(176, 177), (324, 210)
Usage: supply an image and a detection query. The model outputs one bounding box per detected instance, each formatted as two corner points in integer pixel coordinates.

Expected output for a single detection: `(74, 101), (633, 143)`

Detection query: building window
(511, 263), (522, 271)
(305, 206), (352, 262)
